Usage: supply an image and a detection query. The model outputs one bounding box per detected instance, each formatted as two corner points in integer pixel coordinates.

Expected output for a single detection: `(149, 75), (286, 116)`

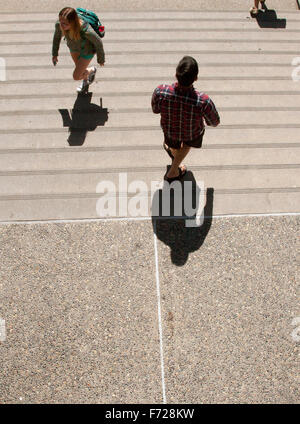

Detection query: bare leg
(166, 143), (191, 178)
(70, 52), (94, 81)
(70, 52), (80, 64)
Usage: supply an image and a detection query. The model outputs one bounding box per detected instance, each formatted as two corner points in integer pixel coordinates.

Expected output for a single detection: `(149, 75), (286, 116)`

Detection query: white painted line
(0, 212), (300, 225)
(0, 318), (6, 342)
(291, 317), (300, 342)
(0, 217), (152, 225)
(212, 212), (300, 218)
(0, 57), (6, 81)
(153, 225), (167, 404)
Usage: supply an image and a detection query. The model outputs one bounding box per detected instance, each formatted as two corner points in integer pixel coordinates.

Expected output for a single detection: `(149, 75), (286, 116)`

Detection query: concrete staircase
(0, 9), (300, 221)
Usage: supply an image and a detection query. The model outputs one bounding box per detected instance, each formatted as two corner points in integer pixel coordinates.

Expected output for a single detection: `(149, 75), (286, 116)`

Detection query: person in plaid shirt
(152, 56), (220, 182)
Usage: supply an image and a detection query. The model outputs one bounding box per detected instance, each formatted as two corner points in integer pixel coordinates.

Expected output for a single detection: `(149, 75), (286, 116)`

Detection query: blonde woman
(52, 7), (105, 92)
(250, 0), (266, 15)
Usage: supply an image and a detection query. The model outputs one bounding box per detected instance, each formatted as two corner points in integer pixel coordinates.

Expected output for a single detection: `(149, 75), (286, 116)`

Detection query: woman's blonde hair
(59, 7), (82, 40)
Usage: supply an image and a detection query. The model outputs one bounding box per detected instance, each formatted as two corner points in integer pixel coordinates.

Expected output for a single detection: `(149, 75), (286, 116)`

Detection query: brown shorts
(164, 130), (205, 149)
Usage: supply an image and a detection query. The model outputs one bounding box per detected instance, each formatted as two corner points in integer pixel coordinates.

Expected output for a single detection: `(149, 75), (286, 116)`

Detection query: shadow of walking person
(255, 2), (286, 28)
(59, 92), (109, 146)
(151, 168), (214, 266)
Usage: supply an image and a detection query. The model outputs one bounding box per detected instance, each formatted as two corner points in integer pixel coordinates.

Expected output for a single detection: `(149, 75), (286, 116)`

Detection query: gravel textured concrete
(0, 221), (161, 404)
(156, 216), (299, 403)
(0, 216), (299, 404)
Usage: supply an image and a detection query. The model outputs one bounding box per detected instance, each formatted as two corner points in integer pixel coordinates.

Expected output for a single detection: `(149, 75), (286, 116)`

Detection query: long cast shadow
(254, 3), (286, 28)
(59, 92), (109, 146)
(151, 168), (214, 266)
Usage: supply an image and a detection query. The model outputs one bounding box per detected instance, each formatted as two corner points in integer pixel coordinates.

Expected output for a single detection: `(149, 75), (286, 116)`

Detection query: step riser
(4, 67), (298, 81)
(1, 10), (299, 20)
(3, 31), (300, 43)
(0, 149), (297, 172)
(3, 54), (299, 67)
(0, 95), (299, 112)
(1, 81), (299, 96)
(0, 128), (299, 149)
(0, 169), (298, 196)
(0, 111), (299, 131)
(1, 42), (300, 55)
(1, 192), (299, 222)
(1, 18), (300, 31)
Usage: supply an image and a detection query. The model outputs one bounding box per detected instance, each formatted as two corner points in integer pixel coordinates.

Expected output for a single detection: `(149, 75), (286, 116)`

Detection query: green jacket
(52, 20), (105, 64)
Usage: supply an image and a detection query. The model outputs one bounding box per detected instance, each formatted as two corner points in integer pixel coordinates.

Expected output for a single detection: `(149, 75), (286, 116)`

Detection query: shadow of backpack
(76, 7), (105, 38)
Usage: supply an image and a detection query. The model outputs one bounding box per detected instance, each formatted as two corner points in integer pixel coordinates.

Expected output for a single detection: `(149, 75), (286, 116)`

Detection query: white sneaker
(88, 66), (97, 84)
(76, 79), (89, 93)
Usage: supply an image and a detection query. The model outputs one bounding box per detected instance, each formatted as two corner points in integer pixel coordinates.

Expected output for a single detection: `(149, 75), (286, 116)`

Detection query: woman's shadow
(151, 168), (214, 266)
(59, 92), (109, 146)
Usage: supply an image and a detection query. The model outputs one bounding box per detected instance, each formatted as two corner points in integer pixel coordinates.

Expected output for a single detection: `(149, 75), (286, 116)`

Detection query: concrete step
(5, 65), (297, 81)
(1, 192), (299, 222)
(0, 168), (298, 196)
(0, 147), (297, 172)
(1, 41), (300, 55)
(0, 110), (299, 131)
(3, 53), (299, 67)
(1, 80), (299, 96)
(2, 18), (300, 31)
(1, 93), (299, 112)
(1, 128), (299, 149)
(1, 11), (299, 21)
(3, 30), (300, 43)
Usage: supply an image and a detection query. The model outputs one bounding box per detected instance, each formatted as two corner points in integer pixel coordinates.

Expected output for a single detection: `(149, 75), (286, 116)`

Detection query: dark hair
(59, 7), (78, 21)
(176, 56), (198, 87)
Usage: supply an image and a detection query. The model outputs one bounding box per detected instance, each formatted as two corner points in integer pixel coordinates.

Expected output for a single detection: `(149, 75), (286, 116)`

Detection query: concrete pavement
(0, 217), (299, 403)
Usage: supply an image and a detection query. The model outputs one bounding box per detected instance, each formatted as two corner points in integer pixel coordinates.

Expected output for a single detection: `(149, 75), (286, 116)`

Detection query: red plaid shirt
(152, 82), (220, 142)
